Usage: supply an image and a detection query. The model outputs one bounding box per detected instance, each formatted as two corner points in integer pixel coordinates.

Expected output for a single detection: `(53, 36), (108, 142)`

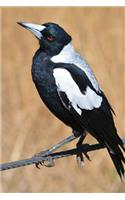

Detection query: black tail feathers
(107, 147), (125, 179)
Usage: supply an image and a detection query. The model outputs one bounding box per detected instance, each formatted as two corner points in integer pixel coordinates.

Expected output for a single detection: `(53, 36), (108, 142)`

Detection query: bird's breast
(31, 51), (84, 132)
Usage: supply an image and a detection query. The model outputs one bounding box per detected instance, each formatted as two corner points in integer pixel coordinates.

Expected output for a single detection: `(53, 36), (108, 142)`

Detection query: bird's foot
(35, 156), (55, 169)
(33, 150), (55, 168)
(76, 151), (91, 168)
(76, 153), (84, 168)
(35, 161), (44, 169)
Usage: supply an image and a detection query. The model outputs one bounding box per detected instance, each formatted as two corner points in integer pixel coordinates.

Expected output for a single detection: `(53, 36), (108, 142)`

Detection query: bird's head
(17, 22), (72, 56)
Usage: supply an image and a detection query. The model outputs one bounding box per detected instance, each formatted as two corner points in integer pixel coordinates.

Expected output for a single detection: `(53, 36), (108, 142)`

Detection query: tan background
(1, 7), (125, 192)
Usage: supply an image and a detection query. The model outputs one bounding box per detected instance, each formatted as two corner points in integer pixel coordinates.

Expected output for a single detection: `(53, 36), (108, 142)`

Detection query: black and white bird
(18, 22), (125, 178)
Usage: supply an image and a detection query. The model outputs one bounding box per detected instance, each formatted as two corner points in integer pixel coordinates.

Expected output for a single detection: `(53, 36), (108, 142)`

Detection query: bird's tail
(106, 141), (125, 179)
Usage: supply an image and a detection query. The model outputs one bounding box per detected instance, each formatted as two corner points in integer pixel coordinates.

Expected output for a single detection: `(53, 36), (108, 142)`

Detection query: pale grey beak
(17, 22), (46, 39)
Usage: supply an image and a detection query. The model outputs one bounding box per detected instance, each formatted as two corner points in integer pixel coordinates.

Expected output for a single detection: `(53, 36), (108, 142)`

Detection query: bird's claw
(35, 156), (55, 169)
(35, 161), (44, 169)
(34, 149), (55, 168)
(76, 141), (91, 168)
(76, 151), (91, 168)
(76, 153), (84, 168)
(84, 152), (91, 161)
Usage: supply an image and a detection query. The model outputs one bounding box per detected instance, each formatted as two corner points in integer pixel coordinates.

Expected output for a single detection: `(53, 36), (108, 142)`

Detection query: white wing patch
(51, 43), (100, 92)
(53, 68), (102, 115)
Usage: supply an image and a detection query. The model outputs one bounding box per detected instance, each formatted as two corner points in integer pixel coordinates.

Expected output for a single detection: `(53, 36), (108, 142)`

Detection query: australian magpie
(18, 22), (125, 178)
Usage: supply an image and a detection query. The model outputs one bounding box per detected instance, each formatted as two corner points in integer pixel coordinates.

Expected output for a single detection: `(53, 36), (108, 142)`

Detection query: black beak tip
(17, 22), (22, 26)
(17, 22), (26, 28)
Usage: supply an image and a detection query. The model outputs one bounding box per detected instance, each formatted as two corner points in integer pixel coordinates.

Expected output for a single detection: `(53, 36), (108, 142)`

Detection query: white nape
(51, 42), (100, 92)
(53, 68), (102, 115)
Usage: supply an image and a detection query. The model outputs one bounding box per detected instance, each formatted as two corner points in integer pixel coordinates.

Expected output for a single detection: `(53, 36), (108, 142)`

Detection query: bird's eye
(47, 35), (55, 42)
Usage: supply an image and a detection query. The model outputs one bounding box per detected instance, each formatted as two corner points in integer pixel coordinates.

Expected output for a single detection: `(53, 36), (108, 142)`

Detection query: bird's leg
(34, 134), (77, 168)
(74, 131), (91, 167)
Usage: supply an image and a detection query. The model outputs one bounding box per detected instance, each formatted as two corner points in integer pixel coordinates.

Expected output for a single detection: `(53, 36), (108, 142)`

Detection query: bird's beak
(17, 22), (46, 39)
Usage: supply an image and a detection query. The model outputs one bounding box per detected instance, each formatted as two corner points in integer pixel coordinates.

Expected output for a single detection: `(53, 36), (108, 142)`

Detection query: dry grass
(1, 7), (125, 192)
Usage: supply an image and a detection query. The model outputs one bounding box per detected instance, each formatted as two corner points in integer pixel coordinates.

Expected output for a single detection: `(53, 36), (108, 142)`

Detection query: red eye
(47, 35), (55, 41)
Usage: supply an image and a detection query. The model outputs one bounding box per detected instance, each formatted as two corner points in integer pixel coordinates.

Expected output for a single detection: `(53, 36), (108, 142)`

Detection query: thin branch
(0, 138), (124, 171)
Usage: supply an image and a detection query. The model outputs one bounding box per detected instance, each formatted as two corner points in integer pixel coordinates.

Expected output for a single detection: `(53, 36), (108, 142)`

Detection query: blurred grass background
(1, 7), (125, 192)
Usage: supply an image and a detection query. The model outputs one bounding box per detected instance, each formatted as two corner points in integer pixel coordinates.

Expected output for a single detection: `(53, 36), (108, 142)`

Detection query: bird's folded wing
(53, 64), (102, 116)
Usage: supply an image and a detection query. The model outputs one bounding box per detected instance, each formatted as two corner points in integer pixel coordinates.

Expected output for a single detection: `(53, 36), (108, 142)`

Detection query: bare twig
(0, 137), (124, 171)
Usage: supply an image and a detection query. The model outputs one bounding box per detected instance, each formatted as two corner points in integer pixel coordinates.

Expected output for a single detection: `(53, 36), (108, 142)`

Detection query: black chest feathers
(31, 50), (83, 132)
(32, 51), (57, 105)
